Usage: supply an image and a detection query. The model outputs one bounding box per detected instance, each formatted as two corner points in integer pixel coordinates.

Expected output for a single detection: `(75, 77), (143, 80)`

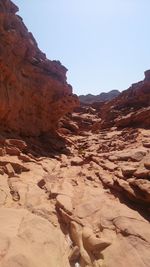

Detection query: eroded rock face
(91, 71), (150, 129)
(61, 70), (150, 137)
(0, 0), (79, 136)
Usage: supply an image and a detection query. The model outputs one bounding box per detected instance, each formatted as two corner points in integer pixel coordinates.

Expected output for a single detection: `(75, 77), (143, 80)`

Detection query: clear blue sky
(13, 0), (150, 95)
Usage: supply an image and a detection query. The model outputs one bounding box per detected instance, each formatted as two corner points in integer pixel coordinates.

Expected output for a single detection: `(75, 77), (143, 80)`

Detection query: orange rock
(18, 153), (33, 162)
(0, 167), (4, 175)
(0, 148), (5, 156)
(91, 71), (150, 130)
(0, 0), (79, 136)
(5, 139), (27, 151)
(5, 163), (15, 177)
(5, 146), (20, 156)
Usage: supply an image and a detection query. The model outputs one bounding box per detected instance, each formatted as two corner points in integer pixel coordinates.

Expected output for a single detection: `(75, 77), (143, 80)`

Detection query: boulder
(5, 163), (15, 177)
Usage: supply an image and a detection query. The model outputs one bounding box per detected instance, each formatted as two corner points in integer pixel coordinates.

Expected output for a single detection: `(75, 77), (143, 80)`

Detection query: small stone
(71, 157), (83, 166)
(117, 151), (146, 162)
(134, 167), (150, 179)
(86, 176), (95, 181)
(130, 151), (146, 162)
(0, 168), (4, 175)
(5, 163), (15, 177)
(144, 161), (150, 170)
(82, 226), (111, 251)
(101, 161), (118, 172)
(142, 141), (150, 148)
(121, 165), (137, 178)
(37, 179), (46, 189)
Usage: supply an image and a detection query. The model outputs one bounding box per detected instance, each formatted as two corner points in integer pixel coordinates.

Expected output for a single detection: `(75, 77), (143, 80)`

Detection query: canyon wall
(98, 71), (150, 129)
(0, 0), (78, 136)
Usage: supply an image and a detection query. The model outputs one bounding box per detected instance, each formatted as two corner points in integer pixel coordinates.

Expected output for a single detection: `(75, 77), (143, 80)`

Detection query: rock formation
(97, 71), (150, 129)
(79, 90), (120, 104)
(0, 1), (150, 267)
(0, 125), (150, 267)
(0, 0), (78, 136)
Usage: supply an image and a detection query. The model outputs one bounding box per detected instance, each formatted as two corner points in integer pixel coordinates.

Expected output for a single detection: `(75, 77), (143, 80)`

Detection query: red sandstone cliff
(0, 0), (79, 136)
(96, 71), (150, 129)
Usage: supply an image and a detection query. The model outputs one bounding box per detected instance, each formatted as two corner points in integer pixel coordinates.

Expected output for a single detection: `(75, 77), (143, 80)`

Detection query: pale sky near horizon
(13, 0), (150, 95)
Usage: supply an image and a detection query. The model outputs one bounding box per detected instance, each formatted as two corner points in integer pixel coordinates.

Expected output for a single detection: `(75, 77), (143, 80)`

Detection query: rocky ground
(0, 123), (149, 267)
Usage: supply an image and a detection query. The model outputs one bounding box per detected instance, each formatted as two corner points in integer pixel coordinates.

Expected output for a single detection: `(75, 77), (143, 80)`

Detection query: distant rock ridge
(79, 89), (120, 104)
(0, 0), (79, 136)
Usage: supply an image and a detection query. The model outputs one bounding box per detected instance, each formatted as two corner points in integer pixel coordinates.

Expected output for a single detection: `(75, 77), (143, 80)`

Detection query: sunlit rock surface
(0, 0), (78, 136)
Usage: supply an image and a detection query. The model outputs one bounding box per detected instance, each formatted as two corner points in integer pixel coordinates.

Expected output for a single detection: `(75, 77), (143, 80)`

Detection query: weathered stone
(101, 161), (118, 172)
(61, 119), (79, 134)
(5, 146), (20, 156)
(5, 163), (15, 177)
(121, 165), (137, 178)
(0, 168), (4, 175)
(0, 148), (5, 156)
(134, 167), (150, 179)
(82, 226), (111, 251)
(71, 157), (83, 166)
(5, 139), (27, 151)
(116, 150), (146, 162)
(144, 161), (150, 170)
(129, 179), (150, 203)
(0, 159), (29, 174)
(0, 0), (79, 136)
(18, 153), (33, 162)
(142, 141), (150, 148)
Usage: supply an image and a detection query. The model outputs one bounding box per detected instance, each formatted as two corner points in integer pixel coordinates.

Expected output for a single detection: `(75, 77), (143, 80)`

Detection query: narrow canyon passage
(0, 1), (150, 266)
